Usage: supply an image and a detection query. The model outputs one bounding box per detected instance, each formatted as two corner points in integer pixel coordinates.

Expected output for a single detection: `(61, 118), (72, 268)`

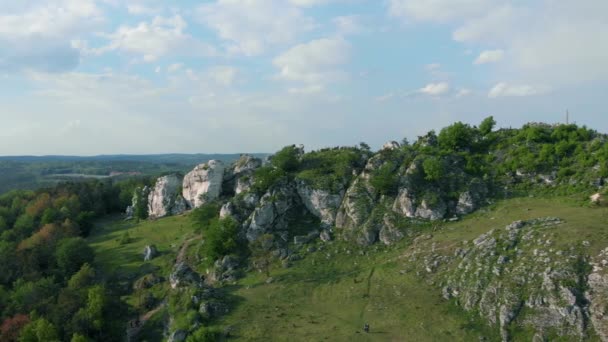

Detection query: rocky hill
(121, 119), (608, 341)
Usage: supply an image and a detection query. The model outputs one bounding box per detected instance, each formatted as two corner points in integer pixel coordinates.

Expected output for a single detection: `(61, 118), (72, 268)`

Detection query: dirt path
(126, 300), (167, 341)
(176, 234), (201, 264)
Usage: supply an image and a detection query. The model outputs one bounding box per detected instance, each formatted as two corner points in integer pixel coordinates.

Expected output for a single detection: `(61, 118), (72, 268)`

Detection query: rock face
(245, 180), (299, 242)
(392, 188), (416, 218)
(296, 180), (344, 227)
(414, 198), (446, 221)
(382, 141), (400, 150)
(143, 245), (158, 261)
(588, 247), (608, 341)
(148, 175), (186, 218)
(436, 218), (592, 341)
(182, 160), (225, 209)
(224, 155), (262, 195)
(169, 262), (203, 289)
(335, 178), (375, 231)
(209, 255), (240, 283)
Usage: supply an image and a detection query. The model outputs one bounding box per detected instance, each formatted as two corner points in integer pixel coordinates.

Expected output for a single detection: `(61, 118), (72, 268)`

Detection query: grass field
(87, 195), (608, 341)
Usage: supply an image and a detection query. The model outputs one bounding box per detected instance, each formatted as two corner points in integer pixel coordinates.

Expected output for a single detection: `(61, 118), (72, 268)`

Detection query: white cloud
(288, 0), (331, 7)
(167, 63), (183, 73)
(388, 0), (495, 23)
(197, 0), (316, 56)
(273, 38), (351, 86)
(474, 49), (504, 65)
(419, 82), (450, 96)
(488, 83), (549, 98)
(455, 88), (472, 98)
(333, 15), (362, 36)
(98, 15), (216, 62)
(127, 4), (160, 16)
(0, 0), (103, 72)
(208, 66), (239, 86)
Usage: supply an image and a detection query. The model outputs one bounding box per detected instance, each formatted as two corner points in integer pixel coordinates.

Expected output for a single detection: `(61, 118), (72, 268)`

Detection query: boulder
(209, 255), (240, 283)
(125, 205), (134, 220)
(169, 262), (203, 289)
(415, 198), (446, 221)
(296, 180), (344, 227)
(148, 175), (185, 218)
(320, 230), (332, 242)
(199, 300), (230, 319)
(455, 191), (476, 215)
(168, 330), (187, 342)
(591, 193), (604, 205)
(382, 141), (400, 150)
(183, 160), (225, 209)
(143, 245), (158, 261)
(294, 230), (319, 245)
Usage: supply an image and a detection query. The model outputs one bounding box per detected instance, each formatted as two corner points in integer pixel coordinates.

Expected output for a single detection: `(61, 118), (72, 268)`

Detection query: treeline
(0, 178), (152, 342)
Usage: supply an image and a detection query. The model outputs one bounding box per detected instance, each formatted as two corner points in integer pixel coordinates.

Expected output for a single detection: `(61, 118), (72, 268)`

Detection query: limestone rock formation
(414, 198), (446, 221)
(148, 175), (186, 218)
(296, 180), (344, 227)
(182, 160), (225, 209)
(245, 180), (299, 242)
(224, 154), (263, 195)
(392, 188), (416, 218)
(382, 141), (400, 150)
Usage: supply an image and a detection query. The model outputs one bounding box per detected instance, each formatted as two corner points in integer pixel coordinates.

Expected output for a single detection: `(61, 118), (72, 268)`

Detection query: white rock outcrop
(183, 160), (225, 209)
(296, 181), (344, 227)
(148, 175), (185, 218)
(392, 188), (416, 218)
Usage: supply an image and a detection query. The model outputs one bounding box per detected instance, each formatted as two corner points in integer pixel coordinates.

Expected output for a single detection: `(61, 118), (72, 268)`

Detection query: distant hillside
(0, 153), (268, 194)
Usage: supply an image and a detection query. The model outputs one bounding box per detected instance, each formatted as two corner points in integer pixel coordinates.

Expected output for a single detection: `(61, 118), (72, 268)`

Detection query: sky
(0, 0), (607, 155)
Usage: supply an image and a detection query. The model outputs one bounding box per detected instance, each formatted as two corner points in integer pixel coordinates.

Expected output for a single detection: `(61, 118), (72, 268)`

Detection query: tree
(479, 116), (496, 136)
(201, 218), (241, 264)
(250, 234), (275, 277)
(55, 238), (94, 277)
(271, 145), (300, 172)
(369, 162), (398, 196)
(190, 202), (220, 232)
(1, 314), (30, 342)
(18, 318), (59, 342)
(438, 122), (476, 152)
(70, 334), (90, 342)
(422, 157), (445, 181)
(68, 263), (96, 290)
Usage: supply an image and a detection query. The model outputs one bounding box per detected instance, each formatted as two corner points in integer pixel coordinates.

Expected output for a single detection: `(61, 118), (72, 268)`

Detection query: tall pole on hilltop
(566, 110), (569, 125)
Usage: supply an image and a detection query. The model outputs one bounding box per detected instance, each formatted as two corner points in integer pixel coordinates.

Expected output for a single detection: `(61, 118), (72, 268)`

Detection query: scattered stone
(143, 245), (158, 261)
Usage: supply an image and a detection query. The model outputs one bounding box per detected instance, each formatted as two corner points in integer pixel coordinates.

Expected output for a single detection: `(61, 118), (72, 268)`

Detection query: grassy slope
(87, 196), (608, 341)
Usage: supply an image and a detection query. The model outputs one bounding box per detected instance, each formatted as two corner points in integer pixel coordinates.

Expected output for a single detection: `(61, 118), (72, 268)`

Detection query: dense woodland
(0, 118), (607, 341)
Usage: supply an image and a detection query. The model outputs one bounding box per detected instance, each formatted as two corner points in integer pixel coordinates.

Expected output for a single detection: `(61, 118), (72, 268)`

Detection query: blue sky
(0, 0), (607, 155)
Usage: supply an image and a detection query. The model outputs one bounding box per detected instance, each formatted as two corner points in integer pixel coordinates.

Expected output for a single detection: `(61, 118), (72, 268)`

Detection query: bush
(201, 218), (242, 264)
(270, 145), (300, 172)
(422, 157), (444, 182)
(251, 167), (285, 194)
(369, 162), (398, 196)
(191, 202), (221, 232)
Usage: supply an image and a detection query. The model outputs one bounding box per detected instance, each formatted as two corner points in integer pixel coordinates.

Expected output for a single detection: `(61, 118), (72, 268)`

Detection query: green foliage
(18, 318), (59, 342)
(250, 234), (275, 277)
(297, 148), (362, 192)
(190, 202), (221, 232)
(438, 122), (478, 152)
(70, 333), (90, 342)
(201, 218), (242, 264)
(479, 116), (496, 136)
(187, 326), (222, 341)
(422, 157), (445, 181)
(67, 263), (96, 290)
(271, 145), (300, 172)
(369, 162), (398, 195)
(55, 238), (94, 277)
(251, 167), (285, 194)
